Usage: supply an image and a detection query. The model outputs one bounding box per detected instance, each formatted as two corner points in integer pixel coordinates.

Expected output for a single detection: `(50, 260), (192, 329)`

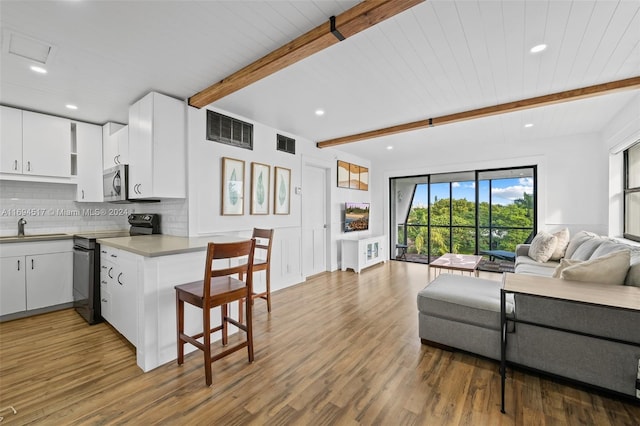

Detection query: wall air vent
(277, 134), (295, 155)
(206, 110), (253, 150)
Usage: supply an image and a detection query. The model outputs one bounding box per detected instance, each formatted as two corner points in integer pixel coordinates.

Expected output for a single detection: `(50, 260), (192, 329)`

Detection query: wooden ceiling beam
(188, 0), (424, 108)
(316, 76), (640, 148)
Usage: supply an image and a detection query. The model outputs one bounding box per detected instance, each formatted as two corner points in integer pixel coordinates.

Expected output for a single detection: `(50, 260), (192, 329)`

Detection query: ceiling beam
(316, 76), (640, 148)
(188, 0), (424, 108)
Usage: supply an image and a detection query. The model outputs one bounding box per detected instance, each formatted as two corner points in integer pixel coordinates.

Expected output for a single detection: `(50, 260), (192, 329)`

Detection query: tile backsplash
(0, 180), (187, 236)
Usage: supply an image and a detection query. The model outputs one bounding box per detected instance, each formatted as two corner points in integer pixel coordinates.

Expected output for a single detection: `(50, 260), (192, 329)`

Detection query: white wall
(186, 105), (371, 290)
(369, 130), (612, 250)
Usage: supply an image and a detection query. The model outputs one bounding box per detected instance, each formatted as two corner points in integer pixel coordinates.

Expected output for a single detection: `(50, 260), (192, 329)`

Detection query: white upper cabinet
(102, 122), (128, 170)
(128, 92), (185, 199)
(22, 111), (71, 177)
(0, 106), (23, 174)
(75, 122), (103, 202)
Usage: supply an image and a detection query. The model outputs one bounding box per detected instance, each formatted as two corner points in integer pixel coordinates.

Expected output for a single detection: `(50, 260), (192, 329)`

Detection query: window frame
(623, 141), (640, 242)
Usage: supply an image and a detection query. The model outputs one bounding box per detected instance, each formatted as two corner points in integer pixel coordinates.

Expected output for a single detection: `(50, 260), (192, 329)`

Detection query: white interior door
(302, 164), (327, 277)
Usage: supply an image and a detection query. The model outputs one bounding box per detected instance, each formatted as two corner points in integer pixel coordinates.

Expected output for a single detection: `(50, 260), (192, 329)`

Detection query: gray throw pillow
(570, 238), (604, 261)
(564, 230), (598, 259)
(560, 250), (631, 285)
(528, 232), (558, 263)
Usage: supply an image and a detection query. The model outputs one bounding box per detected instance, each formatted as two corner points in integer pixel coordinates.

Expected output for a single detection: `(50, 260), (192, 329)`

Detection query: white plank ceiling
(1, 0), (638, 166)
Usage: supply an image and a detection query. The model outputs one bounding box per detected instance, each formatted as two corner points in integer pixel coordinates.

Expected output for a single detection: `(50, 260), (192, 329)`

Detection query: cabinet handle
(110, 254), (117, 258)
(27, 161), (31, 171)
(117, 273), (123, 285)
(108, 267), (113, 279)
(101, 250), (107, 254)
(13, 160), (18, 170)
(101, 280), (107, 285)
(82, 189), (85, 199)
(114, 155), (119, 164)
(17, 259), (20, 271)
(101, 298), (107, 303)
(31, 259), (34, 269)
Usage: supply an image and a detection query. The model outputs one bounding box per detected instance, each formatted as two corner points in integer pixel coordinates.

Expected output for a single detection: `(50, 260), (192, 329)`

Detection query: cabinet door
(22, 111), (71, 177)
(26, 252), (73, 310)
(0, 256), (27, 315)
(100, 253), (114, 322)
(0, 106), (23, 174)
(128, 96), (153, 199)
(116, 126), (129, 165)
(76, 122), (104, 202)
(102, 122), (120, 169)
(112, 252), (138, 345)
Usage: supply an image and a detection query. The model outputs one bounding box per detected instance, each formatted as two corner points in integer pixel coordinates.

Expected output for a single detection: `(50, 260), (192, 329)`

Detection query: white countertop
(96, 234), (248, 257)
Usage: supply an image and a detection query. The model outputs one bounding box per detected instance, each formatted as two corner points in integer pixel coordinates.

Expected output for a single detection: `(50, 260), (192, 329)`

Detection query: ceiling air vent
(206, 110), (253, 150)
(3, 30), (55, 64)
(277, 134), (295, 155)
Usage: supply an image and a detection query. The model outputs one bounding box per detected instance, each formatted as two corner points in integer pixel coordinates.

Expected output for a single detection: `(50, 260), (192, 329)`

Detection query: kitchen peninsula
(97, 234), (248, 372)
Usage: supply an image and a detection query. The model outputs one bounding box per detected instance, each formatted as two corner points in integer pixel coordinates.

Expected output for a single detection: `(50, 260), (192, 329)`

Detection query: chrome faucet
(18, 218), (27, 237)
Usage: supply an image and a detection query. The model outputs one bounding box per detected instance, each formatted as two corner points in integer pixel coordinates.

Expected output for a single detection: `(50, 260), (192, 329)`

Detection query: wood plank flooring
(1, 261), (638, 425)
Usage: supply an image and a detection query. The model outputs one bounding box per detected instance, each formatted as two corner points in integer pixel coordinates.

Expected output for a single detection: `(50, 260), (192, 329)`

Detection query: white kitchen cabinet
(128, 92), (185, 199)
(25, 252), (73, 310)
(341, 235), (386, 273)
(0, 106), (23, 174)
(22, 111), (71, 177)
(100, 246), (137, 345)
(102, 122), (128, 169)
(0, 256), (26, 315)
(76, 122), (104, 202)
(0, 240), (73, 317)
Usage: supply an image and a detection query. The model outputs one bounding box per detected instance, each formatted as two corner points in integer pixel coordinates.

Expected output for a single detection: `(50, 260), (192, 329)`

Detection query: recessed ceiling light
(315, 109), (325, 116)
(65, 104), (78, 110)
(386, 146), (393, 150)
(30, 65), (47, 74)
(524, 123), (534, 128)
(530, 44), (547, 53)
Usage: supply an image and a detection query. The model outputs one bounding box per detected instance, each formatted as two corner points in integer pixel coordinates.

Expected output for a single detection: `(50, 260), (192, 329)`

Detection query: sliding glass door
(390, 166), (536, 263)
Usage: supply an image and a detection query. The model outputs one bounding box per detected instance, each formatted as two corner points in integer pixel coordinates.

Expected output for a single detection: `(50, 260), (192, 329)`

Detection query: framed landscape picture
(274, 166), (291, 215)
(221, 157), (245, 215)
(251, 162), (270, 215)
(337, 160), (350, 188)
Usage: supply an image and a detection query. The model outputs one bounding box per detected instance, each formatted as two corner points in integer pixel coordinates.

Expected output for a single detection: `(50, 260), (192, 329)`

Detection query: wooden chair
(240, 228), (274, 315)
(175, 239), (256, 386)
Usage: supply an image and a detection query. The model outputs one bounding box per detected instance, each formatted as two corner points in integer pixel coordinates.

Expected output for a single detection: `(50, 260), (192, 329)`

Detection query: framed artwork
(349, 163), (360, 189)
(274, 166), (291, 215)
(221, 157), (245, 215)
(337, 160), (350, 188)
(250, 162), (270, 215)
(359, 167), (369, 190)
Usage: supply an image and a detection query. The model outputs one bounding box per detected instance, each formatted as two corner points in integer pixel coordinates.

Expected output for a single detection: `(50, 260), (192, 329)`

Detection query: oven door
(73, 245), (94, 323)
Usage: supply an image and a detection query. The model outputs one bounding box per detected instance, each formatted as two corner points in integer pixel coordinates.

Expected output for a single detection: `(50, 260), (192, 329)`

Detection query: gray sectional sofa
(417, 231), (640, 398)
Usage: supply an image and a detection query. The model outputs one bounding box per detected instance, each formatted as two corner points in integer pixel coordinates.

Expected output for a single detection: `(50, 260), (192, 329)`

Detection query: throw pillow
(549, 228), (570, 260)
(560, 249), (631, 285)
(564, 230), (598, 259)
(552, 258), (582, 278)
(569, 238), (604, 261)
(528, 232), (558, 263)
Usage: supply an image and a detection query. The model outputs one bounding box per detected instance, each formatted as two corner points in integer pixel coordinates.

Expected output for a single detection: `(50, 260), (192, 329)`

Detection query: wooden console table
(499, 273), (640, 413)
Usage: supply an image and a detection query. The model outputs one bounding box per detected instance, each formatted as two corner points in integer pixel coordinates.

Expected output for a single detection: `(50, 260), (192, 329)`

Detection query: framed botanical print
(221, 157), (245, 215)
(250, 162), (270, 215)
(274, 166), (291, 215)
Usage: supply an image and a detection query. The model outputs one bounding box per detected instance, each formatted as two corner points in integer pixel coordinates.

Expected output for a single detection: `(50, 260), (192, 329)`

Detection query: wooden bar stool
(175, 239), (256, 386)
(239, 228), (274, 321)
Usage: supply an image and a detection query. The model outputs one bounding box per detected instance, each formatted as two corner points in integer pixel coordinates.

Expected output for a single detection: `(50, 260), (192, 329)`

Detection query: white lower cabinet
(341, 235), (387, 273)
(0, 241), (73, 317)
(100, 246), (137, 345)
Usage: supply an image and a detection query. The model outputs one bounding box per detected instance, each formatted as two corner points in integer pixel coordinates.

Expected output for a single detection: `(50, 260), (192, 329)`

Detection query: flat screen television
(344, 202), (370, 232)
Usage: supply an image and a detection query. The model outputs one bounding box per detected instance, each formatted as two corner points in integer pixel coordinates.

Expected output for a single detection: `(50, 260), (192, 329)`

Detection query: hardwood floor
(1, 261), (638, 425)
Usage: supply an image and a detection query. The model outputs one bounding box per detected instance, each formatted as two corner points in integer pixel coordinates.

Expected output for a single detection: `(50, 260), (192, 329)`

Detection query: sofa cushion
(625, 250), (640, 287)
(560, 250), (631, 285)
(564, 230), (598, 259)
(591, 240), (627, 259)
(417, 274), (514, 330)
(515, 255), (558, 268)
(528, 232), (558, 262)
(515, 263), (556, 277)
(569, 238), (604, 261)
(550, 228), (570, 260)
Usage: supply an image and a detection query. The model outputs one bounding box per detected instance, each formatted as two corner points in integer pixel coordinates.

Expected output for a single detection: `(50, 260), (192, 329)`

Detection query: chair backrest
(252, 228), (274, 263)
(203, 239), (256, 298)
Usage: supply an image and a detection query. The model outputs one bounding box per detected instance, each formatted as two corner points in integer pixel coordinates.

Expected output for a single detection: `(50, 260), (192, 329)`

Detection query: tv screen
(344, 202), (370, 232)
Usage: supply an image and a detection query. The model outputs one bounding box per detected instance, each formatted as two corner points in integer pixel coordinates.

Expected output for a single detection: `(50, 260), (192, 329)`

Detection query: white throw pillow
(528, 232), (558, 263)
(560, 250), (631, 285)
(549, 228), (570, 261)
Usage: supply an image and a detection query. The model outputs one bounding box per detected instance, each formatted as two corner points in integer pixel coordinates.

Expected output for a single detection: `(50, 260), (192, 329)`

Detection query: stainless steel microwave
(103, 164), (128, 202)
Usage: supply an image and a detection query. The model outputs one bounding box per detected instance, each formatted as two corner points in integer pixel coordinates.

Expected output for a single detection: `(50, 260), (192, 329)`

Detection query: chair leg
(203, 307), (212, 386)
(245, 291), (254, 362)
(265, 268), (271, 312)
(238, 299), (244, 325)
(221, 304), (228, 346)
(176, 294), (184, 365)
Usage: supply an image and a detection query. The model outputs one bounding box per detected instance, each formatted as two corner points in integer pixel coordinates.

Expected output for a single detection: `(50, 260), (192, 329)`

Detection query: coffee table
(430, 253), (483, 277)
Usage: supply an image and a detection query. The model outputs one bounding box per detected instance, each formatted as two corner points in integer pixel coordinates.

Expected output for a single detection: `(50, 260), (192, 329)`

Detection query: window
(277, 134), (295, 154)
(624, 141), (640, 242)
(206, 110), (253, 150)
